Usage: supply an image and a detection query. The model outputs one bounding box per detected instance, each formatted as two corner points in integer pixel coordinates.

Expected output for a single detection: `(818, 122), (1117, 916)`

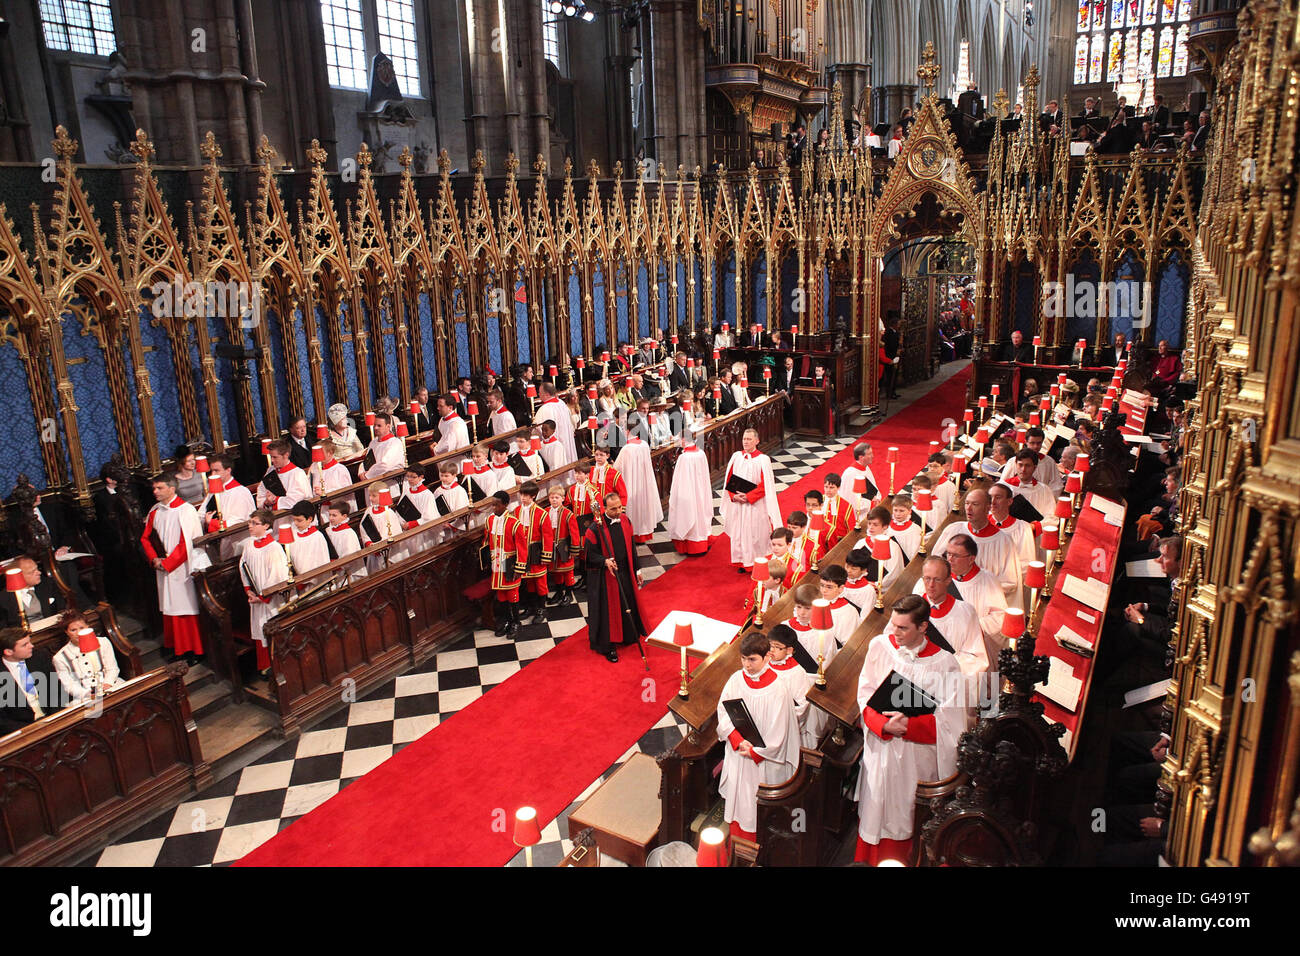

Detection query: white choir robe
(855, 633), (966, 845)
(1004, 475), (1056, 518)
(828, 596), (860, 648)
(359, 505), (408, 570)
(927, 477), (956, 516)
(489, 406), (517, 436)
(489, 463), (518, 494)
(287, 525), (332, 578)
(432, 483), (471, 541)
(770, 655), (824, 750)
(53, 636), (122, 704)
(515, 450), (546, 481)
(202, 479), (256, 560)
(239, 537), (290, 654)
(666, 446), (712, 555)
(948, 566), (1009, 667)
(257, 464), (312, 510)
(873, 536), (907, 592)
(930, 521), (1022, 606)
(842, 463), (882, 517)
(363, 433), (407, 484)
(539, 436), (575, 475)
(534, 397), (578, 462)
(467, 465), (499, 502)
(715, 666), (802, 835)
(1000, 453), (1061, 493)
(146, 497), (211, 618)
(434, 414), (470, 455)
(720, 451), (781, 567)
(326, 523), (366, 580)
(615, 438), (663, 539)
(888, 520), (922, 564)
(399, 483), (441, 551)
(920, 594), (988, 678)
(316, 460), (354, 497)
(842, 577), (880, 624)
(994, 515), (1038, 607)
(787, 618), (838, 671)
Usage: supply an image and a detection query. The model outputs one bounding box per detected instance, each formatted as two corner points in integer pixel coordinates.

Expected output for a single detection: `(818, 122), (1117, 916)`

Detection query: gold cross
(917, 41), (940, 95)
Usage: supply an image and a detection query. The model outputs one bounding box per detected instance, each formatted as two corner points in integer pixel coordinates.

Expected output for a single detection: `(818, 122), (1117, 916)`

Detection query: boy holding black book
(716, 631), (801, 842)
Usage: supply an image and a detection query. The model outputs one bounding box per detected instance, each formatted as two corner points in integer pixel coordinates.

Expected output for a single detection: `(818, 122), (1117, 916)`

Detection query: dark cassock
(584, 513), (647, 656)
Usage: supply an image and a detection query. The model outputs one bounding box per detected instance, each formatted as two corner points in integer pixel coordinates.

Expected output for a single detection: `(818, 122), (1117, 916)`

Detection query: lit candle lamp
(1032, 334), (1042, 364)
(915, 489), (932, 555)
(514, 807), (541, 868)
(317, 423), (329, 441)
(1025, 560), (1046, 620)
(869, 536), (892, 608)
(887, 446), (900, 495)
(697, 826), (728, 867)
(674, 618), (694, 698)
(1002, 607), (1025, 655)
(467, 400), (479, 443)
(1040, 523), (1061, 583)
(810, 598), (833, 687)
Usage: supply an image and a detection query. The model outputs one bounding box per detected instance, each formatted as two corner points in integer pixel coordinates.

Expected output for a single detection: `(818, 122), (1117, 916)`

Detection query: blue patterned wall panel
(613, 263), (628, 344)
(678, 262), (688, 327)
(205, 314), (242, 444)
(378, 304), (400, 402)
(311, 306), (337, 411)
(335, 304), (360, 407)
(752, 255), (766, 329)
(1015, 264), (1039, 337)
(567, 271), (583, 356)
(657, 264), (670, 334)
(263, 309), (295, 424)
(821, 268), (832, 330)
(592, 265), (607, 348)
(139, 309), (187, 451)
(487, 303), (503, 376)
(1065, 253), (1101, 345)
(237, 323), (266, 435)
(721, 255), (736, 329)
(61, 313), (121, 471)
(119, 341), (147, 463)
(637, 264), (650, 338)
(454, 320), (471, 379)
(1155, 251), (1188, 350)
(415, 294), (438, 392)
(0, 341), (49, 489)
(1108, 252), (1145, 342)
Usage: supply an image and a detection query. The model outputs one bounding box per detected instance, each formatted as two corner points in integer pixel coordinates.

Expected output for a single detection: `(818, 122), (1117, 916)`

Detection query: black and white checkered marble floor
(82, 434), (857, 867)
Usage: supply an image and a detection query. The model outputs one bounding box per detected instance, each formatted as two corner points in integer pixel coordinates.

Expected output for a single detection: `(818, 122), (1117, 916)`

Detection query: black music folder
(722, 698), (767, 749)
(393, 496), (422, 523)
(922, 618), (956, 655)
(859, 475), (879, 501)
(724, 472), (757, 496)
(363, 448), (377, 471)
(865, 670), (939, 718)
(147, 525), (167, 557)
(261, 470), (287, 499)
(1009, 495), (1044, 523)
(433, 493), (453, 516)
(947, 580), (964, 602)
(791, 640), (818, 674)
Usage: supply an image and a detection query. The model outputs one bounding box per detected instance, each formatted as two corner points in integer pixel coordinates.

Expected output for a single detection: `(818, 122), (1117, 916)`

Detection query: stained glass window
(1075, 35), (1091, 83)
(1178, 0), (1191, 19)
(1093, 1), (1107, 30)
(1123, 28), (1140, 82)
(1076, 0), (1182, 88)
(1173, 24), (1189, 76)
(1111, 0), (1126, 28)
(1090, 34), (1105, 82)
(1157, 26), (1174, 77)
(1079, 0), (1091, 31)
(1108, 32), (1124, 80)
(1143, 0), (1158, 25)
(1140, 29), (1155, 76)
(1161, 0), (1176, 21)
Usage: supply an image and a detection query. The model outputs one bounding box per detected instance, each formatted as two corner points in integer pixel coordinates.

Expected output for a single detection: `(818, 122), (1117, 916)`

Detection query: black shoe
(531, 608), (548, 624)
(559, 588), (574, 606)
(494, 618), (511, 637)
(545, 592), (563, 607)
(605, 649), (619, 662)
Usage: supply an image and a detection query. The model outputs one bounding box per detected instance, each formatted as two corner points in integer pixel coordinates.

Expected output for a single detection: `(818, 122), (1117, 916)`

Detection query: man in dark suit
(880, 319), (901, 399)
(1145, 95), (1170, 132)
(286, 418), (313, 470)
(1041, 99), (1064, 136)
(1191, 110), (1210, 151)
(0, 627), (64, 734)
(716, 370), (739, 414)
(1136, 121), (1160, 151)
(774, 354), (797, 395)
(1001, 329), (1034, 363)
(454, 377), (475, 419)
(667, 352), (690, 391)
(0, 556), (63, 629)
(505, 366), (533, 424)
(409, 385), (434, 434)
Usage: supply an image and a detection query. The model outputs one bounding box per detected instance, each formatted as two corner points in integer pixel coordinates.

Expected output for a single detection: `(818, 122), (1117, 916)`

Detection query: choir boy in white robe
(533, 382), (578, 461)
(841, 442), (882, 518)
(466, 444), (499, 501)
(432, 462), (472, 541)
(818, 565), (860, 648)
(913, 555), (987, 678)
(52, 611), (122, 705)
(767, 623), (826, 751)
(615, 431), (663, 543)
(141, 474), (211, 659)
(999, 427), (1061, 493)
(359, 481), (408, 570)
(924, 453), (956, 515)
(324, 502), (366, 582)
(286, 501), (333, 579)
(721, 428), (782, 572)
(888, 494), (922, 563)
(842, 548), (879, 623)
(239, 510), (290, 674)
(715, 631), (801, 842)
(312, 439), (354, 499)
(941, 534), (1008, 668)
(864, 507), (907, 592)
(1003, 450), (1057, 518)
(489, 440), (519, 493)
(929, 487), (1021, 605)
(487, 388), (517, 436)
(785, 583), (837, 672)
(854, 595), (966, 865)
(257, 441), (312, 510)
(538, 420), (575, 474)
(433, 393), (471, 455)
(359, 412), (407, 484)
(397, 464), (440, 553)
(666, 433), (712, 555)
(509, 433), (546, 482)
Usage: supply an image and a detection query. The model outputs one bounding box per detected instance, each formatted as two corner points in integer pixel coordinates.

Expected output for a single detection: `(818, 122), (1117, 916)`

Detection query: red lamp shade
(513, 807), (542, 847)
(600, 351), (610, 362)
(77, 627), (98, 654)
(1025, 561), (1046, 590)
(378, 488), (393, 508)
(576, 357), (585, 369)
(978, 396), (988, 409)
(6, 567), (25, 591)
(712, 348), (721, 360)
(1029, 412), (1041, 427)
(763, 367), (771, 379)
(751, 561), (770, 583)
(686, 357), (695, 368)
(1054, 496), (1072, 519)
(915, 490), (932, 509)
(365, 411), (376, 427)
(1050, 385), (1060, 400)
(870, 535), (892, 561)
(852, 477), (867, 495)
(810, 598), (833, 631)
(952, 455), (967, 474)
(311, 444), (324, 463)
(929, 440), (941, 452)
(712, 387), (722, 401)
(648, 412), (658, 426)
(587, 386), (598, 400)
(277, 525), (295, 545)
(673, 619), (694, 647)
(208, 475), (224, 494)
(194, 455), (209, 473)
(1102, 398), (1114, 413)
(1077, 454), (1090, 473)
(809, 511), (827, 533)
(740, 377), (748, 388)
(963, 409), (974, 423)
(461, 459), (474, 475)
(410, 400), (420, 417)
(975, 427), (989, 445)
(888, 446), (900, 463)
(1040, 523), (1060, 550)
(722, 322), (730, 332)
(468, 400), (479, 416)
(1076, 338), (1087, 349)
(697, 827), (728, 867)
(1065, 472), (1083, 494)
(395, 422), (409, 438)
(530, 436), (541, 452)
(1001, 607), (1025, 639)
(1058, 373), (1068, 385)
(683, 400), (693, 411)
(549, 364), (558, 377)
(317, 423), (329, 440)
(526, 384), (537, 398)
(261, 438), (271, 454)
(1039, 396), (1051, 410)
(587, 416), (597, 430)
(1032, 335), (1042, 347)
(1015, 428), (1027, 442)
(991, 384), (1000, 396)
(671, 335), (679, 345)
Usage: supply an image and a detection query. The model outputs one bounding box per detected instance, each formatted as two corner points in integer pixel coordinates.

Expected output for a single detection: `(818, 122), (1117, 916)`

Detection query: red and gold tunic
(513, 502), (554, 579)
(590, 462), (629, 506)
(822, 493), (856, 550)
(481, 512), (527, 600)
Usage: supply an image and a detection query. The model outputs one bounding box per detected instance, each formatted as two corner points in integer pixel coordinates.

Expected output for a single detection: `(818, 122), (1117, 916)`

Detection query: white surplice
(286, 525), (332, 577)
(534, 397), (578, 461)
(930, 521), (1022, 606)
(326, 522), (367, 580)
(666, 446), (712, 552)
(146, 496), (211, 616)
(716, 666), (801, 834)
(239, 536), (290, 650)
(615, 438), (663, 537)
(720, 450), (781, 567)
(257, 464), (311, 510)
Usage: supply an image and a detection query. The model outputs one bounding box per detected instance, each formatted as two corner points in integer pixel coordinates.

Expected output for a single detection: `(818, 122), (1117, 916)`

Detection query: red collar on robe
(543, 397), (560, 405)
(628, 437), (642, 444)
(166, 495), (184, 509)
(788, 619), (811, 632)
(473, 463), (491, 474)
(329, 523), (350, 533)
(994, 515), (1018, 530)
(543, 436), (559, 444)
(770, 656), (800, 672)
(408, 484), (427, 495)
(296, 527), (319, 538)
(969, 521), (999, 538)
(491, 461), (512, 470)
(888, 634), (941, 657)
(742, 666), (777, 689)
(845, 577), (871, 589)
(371, 506), (388, 515)
(491, 407), (508, 416)
(519, 450), (537, 458)
(928, 594), (956, 617)
(442, 413), (458, 422)
(253, 534), (273, 548)
(276, 463), (297, 475)
(889, 520), (911, 532)
(219, 477), (242, 491)
(377, 433), (394, 442)
(828, 596), (849, 610)
(954, 565), (981, 582)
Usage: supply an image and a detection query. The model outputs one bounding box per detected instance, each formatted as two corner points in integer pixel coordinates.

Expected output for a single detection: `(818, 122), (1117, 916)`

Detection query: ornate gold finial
(832, 81), (843, 107)
(533, 153), (547, 176)
(398, 145), (413, 170)
(256, 135), (276, 166)
(505, 152), (520, 175)
(657, 162), (666, 180)
(917, 41), (940, 95)
(993, 89), (1009, 120)
(471, 149), (485, 172)
(52, 125), (78, 160)
(200, 130), (222, 163)
(437, 148), (451, 174)
(587, 159), (600, 180)
(613, 160), (623, 180)
(304, 138), (327, 167)
(129, 129), (154, 164)
(1024, 64), (1040, 91)
(563, 156), (573, 178)
(358, 141), (373, 168)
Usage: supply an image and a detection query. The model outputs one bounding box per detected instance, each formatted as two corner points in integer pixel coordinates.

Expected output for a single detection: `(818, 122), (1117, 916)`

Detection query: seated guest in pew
(1096, 537), (1182, 696)
(545, 484), (581, 608)
(489, 440), (519, 493)
(785, 512), (825, 585)
(287, 501), (333, 578)
(784, 583), (834, 673)
(768, 528), (800, 590)
(767, 622), (826, 750)
(1004, 449), (1057, 518)
(358, 412), (407, 484)
(864, 507), (907, 591)
(1001, 329), (1034, 363)
(313, 440), (353, 500)
(821, 474), (856, 551)
(941, 534), (1009, 666)
(716, 630), (802, 843)
(930, 488), (1021, 606)
(326, 403), (364, 459)
(889, 493), (922, 563)
(285, 418), (313, 470)
(843, 547), (879, 621)
(324, 501), (366, 583)
(0, 554), (63, 629)
(52, 610), (122, 705)
(432, 462), (472, 541)
(483, 491), (527, 638)
(239, 509), (290, 676)
(914, 555), (988, 679)
(408, 386), (434, 435)
(258, 440), (312, 511)
(818, 564), (859, 649)
(854, 595), (966, 866)
(0, 627), (64, 733)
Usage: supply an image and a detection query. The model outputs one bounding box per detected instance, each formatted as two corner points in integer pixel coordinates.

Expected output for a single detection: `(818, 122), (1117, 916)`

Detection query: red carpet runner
(238, 366), (972, 866)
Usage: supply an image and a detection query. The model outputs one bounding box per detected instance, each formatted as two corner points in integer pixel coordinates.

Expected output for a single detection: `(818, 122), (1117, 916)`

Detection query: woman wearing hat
(327, 403), (364, 459)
